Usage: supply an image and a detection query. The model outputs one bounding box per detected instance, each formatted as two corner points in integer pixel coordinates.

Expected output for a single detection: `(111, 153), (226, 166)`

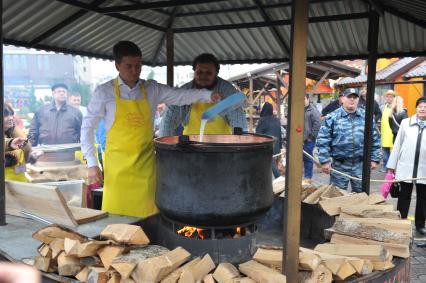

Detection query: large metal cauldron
(154, 134), (275, 226)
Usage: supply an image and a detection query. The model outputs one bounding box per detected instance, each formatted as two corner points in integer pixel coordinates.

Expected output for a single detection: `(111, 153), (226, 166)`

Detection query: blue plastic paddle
(201, 92), (247, 121)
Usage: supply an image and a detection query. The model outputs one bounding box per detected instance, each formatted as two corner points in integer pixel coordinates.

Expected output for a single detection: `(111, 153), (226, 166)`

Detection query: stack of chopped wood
(30, 224), (286, 282)
(305, 189), (412, 278)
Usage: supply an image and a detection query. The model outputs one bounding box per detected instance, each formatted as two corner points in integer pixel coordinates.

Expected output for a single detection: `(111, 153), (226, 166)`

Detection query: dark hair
(305, 93), (310, 99)
(51, 83), (68, 91)
(113, 41), (142, 64)
(192, 53), (220, 73)
(260, 102), (274, 117)
(416, 97), (426, 107)
(4, 104), (14, 117)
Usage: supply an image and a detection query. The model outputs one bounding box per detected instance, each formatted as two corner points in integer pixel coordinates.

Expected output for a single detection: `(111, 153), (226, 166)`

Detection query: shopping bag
(380, 171), (394, 199)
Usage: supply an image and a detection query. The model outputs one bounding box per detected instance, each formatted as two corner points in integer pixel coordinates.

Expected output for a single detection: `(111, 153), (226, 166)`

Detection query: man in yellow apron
(81, 41), (221, 218)
(159, 53), (247, 136)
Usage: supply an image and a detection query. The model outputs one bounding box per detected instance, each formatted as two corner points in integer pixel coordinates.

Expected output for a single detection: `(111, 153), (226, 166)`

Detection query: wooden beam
(309, 71), (330, 94)
(276, 73), (283, 120)
(166, 28), (174, 87)
(283, 0), (309, 282)
(361, 9), (380, 194)
(366, 0), (384, 16)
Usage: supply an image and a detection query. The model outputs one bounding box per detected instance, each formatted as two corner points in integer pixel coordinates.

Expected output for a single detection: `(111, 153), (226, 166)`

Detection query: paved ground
(311, 167), (426, 282)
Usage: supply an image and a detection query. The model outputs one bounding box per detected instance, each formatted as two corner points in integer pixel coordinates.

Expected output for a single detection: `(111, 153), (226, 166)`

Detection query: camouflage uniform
(316, 107), (381, 192)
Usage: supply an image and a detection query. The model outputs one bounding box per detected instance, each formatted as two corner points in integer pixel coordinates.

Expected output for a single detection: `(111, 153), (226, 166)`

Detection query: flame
(177, 226), (197, 237)
(236, 226), (241, 235)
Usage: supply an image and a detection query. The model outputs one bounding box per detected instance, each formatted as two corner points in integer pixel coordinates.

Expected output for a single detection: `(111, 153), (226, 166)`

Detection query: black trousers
(397, 182), (426, 228)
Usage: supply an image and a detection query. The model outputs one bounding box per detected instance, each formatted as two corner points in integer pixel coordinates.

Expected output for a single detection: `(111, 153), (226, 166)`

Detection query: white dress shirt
(81, 76), (212, 167)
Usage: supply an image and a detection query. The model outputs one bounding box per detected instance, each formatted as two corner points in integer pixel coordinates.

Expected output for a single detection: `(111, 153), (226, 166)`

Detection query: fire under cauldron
(154, 134), (275, 227)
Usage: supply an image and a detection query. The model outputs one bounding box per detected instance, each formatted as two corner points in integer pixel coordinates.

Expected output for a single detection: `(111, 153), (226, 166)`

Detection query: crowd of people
(3, 40), (426, 236)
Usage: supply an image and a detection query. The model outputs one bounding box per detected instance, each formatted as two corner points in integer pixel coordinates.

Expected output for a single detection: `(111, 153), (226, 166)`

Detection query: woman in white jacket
(387, 97), (426, 235)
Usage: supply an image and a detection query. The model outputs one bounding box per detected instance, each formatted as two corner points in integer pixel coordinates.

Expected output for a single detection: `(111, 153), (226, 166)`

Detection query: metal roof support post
(249, 78), (254, 133)
(0, 0), (6, 226)
(361, 9), (380, 194)
(166, 28), (174, 87)
(283, 0), (309, 281)
(276, 72), (282, 120)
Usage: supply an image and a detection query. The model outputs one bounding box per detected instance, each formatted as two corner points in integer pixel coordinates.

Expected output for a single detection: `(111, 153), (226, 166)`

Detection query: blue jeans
(303, 140), (315, 179)
(383, 147), (391, 169)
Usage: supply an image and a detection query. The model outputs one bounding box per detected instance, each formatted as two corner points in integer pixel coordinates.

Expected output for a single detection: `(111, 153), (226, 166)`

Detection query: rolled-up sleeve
(81, 86), (105, 167)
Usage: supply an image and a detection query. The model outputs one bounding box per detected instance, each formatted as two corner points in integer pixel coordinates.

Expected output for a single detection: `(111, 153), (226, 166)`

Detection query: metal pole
(283, 0), (309, 280)
(0, 0), (6, 226)
(361, 8), (380, 194)
(166, 28), (174, 87)
(276, 72), (282, 120)
(249, 78), (254, 133)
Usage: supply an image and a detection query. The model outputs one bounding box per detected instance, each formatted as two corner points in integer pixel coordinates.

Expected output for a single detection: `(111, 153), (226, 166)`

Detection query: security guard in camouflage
(316, 88), (381, 192)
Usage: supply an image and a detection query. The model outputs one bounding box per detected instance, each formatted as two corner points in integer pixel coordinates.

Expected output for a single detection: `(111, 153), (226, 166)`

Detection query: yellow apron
(5, 149), (27, 182)
(183, 103), (232, 135)
(102, 79), (157, 217)
(381, 106), (394, 148)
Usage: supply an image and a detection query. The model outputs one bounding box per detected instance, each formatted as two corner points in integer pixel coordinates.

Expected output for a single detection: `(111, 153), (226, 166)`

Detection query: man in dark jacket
(321, 93), (344, 117)
(256, 102), (282, 178)
(304, 94), (321, 183)
(29, 83), (82, 145)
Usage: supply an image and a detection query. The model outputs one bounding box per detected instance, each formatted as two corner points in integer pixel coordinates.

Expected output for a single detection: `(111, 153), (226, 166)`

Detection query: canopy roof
(3, 0), (426, 65)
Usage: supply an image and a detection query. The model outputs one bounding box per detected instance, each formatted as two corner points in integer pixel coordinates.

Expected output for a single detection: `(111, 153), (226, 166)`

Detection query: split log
(34, 255), (52, 272)
(332, 218), (412, 245)
(299, 251), (321, 271)
(319, 185), (346, 199)
(87, 267), (108, 283)
(253, 248), (282, 270)
(298, 264), (332, 283)
(75, 266), (90, 282)
(38, 244), (52, 258)
(203, 274), (215, 283)
(371, 260), (394, 271)
(226, 278), (256, 283)
(273, 176), (286, 195)
(111, 245), (169, 279)
(57, 252), (83, 276)
(161, 257), (201, 283)
(64, 238), (110, 257)
(361, 193), (385, 205)
(132, 247), (191, 283)
(80, 256), (102, 267)
(330, 233), (410, 258)
(319, 193), (368, 216)
(32, 224), (87, 244)
(238, 260), (286, 283)
(301, 184), (318, 201)
(108, 273), (121, 283)
(303, 185), (330, 204)
(213, 263), (240, 283)
(178, 254), (216, 283)
(299, 248), (368, 277)
(49, 238), (65, 259)
(100, 224), (149, 245)
(98, 245), (126, 269)
(314, 244), (388, 262)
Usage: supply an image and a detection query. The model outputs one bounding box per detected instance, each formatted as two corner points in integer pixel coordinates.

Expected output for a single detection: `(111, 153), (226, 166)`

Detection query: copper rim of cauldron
(154, 134), (275, 146)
